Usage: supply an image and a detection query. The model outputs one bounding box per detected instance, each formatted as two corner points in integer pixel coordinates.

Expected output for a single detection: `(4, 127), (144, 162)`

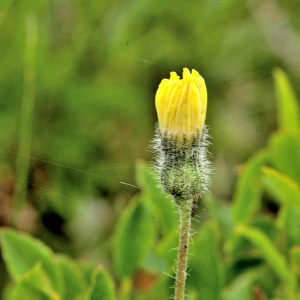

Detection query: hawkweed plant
(154, 68), (211, 300)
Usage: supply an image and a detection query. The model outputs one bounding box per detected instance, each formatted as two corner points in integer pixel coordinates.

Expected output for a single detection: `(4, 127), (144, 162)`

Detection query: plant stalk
(174, 198), (193, 300)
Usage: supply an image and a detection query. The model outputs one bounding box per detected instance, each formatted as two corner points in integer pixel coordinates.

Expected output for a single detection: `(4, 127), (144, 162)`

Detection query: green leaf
(251, 215), (279, 241)
(253, 266), (278, 299)
(269, 133), (300, 182)
(13, 262), (60, 300)
(118, 278), (132, 300)
(262, 167), (300, 214)
(133, 275), (173, 300)
(113, 198), (156, 278)
(0, 0), (14, 29)
(76, 267), (116, 300)
(236, 226), (296, 289)
(136, 160), (177, 234)
(0, 229), (63, 294)
(273, 68), (300, 136)
(223, 270), (257, 300)
(77, 262), (94, 286)
(224, 266), (276, 300)
(11, 283), (52, 300)
(143, 252), (166, 273)
(188, 224), (223, 300)
(290, 246), (300, 277)
(156, 228), (178, 267)
(203, 194), (234, 239)
(232, 151), (268, 224)
(88, 267), (116, 300)
(2, 283), (15, 300)
(280, 205), (300, 248)
(56, 255), (87, 300)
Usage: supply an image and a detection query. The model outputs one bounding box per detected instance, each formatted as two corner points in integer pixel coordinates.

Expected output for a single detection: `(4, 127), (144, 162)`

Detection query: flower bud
(155, 68), (207, 141)
(154, 68), (210, 205)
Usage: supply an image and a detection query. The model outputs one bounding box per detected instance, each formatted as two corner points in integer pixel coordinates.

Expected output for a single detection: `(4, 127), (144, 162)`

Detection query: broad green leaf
(143, 252), (166, 273)
(136, 160), (177, 234)
(188, 224), (223, 300)
(118, 278), (132, 300)
(0, 229), (63, 294)
(113, 198), (155, 278)
(236, 226), (296, 289)
(156, 228), (178, 267)
(203, 194), (234, 239)
(77, 262), (94, 285)
(224, 266), (276, 300)
(262, 167), (300, 214)
(75, 267), (116, 300)
(13, 263), (60, 300)
(0, 0), (14, 29)
(232, 151), (268, 224)
(186, 289), (199, 300)
(74, 292), (89, 300)
(269, 133), (300, 182)
(251, 216), (279, 242)
(133, 275), (173, 300)
(224, 270), (257, 300)
(230, 216), (279, 262)
(280, 205), (300, 248)
(11, 283), (52, 300)
(89, 267), (116, 300)
(56, 255), (87, 300)
(2, 283), (15, 300)
(290, 246), (300, 277)
(273, 68), (300, 136)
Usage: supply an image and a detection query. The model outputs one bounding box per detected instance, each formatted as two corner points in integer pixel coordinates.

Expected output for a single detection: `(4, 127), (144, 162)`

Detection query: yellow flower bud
(155, 68), (207, 140)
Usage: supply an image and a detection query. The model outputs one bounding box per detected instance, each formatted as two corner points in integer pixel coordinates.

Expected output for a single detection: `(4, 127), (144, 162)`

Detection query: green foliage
(10, 262), (59, 300)
(281, 206), (300, 249)
(56, 255), (87, 300)
(0, 229), (116, 300)
(237, 226), (296, 290)
(112, 198), (156, 278)
(77, 267), (116, 300)
(291, 246), (300, 278)
(0, 0), (14, 29)
(232, 151), (268, 225)
(224, 270), (259, 300)
(269, 133), (300, 182)
(262, 167), (300, 213)
(273, 69), (300, 136)
(136, 160), (177, 234)
(88, 268), (116, 300)
(188, 224), (224, 300)
(226, 69), (300, 299)
(0, 229), (63, 294)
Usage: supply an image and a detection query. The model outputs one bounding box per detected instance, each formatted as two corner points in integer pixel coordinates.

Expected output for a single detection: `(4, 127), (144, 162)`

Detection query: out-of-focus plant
(1, 69), (300, 300)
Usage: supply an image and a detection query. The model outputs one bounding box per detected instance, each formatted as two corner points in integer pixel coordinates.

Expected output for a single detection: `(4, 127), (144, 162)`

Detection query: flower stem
(174, 198), (193, 300)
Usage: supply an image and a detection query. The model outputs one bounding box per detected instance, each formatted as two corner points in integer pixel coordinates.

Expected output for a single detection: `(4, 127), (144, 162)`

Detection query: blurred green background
(1, 0), (300, 299)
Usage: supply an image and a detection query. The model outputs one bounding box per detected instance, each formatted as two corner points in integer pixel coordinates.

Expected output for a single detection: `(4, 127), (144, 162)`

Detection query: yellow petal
(155, 68), (207, 140)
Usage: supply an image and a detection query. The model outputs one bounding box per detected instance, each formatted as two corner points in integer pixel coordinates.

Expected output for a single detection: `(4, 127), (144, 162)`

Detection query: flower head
(155, 68), (207, 140)
(153, 68), (211, 202)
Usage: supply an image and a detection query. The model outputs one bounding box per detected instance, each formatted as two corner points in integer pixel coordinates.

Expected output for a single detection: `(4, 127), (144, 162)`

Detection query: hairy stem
(174, 198), (193, 300)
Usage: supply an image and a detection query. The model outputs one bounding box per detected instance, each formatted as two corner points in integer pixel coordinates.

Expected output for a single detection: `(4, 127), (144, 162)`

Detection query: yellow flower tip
(157, 78), (168, 89)
(170, 72), (180, 81)
(182, 68), (191, 80)
(155, 67), (207, 140)
(191, 69), (201, 78)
